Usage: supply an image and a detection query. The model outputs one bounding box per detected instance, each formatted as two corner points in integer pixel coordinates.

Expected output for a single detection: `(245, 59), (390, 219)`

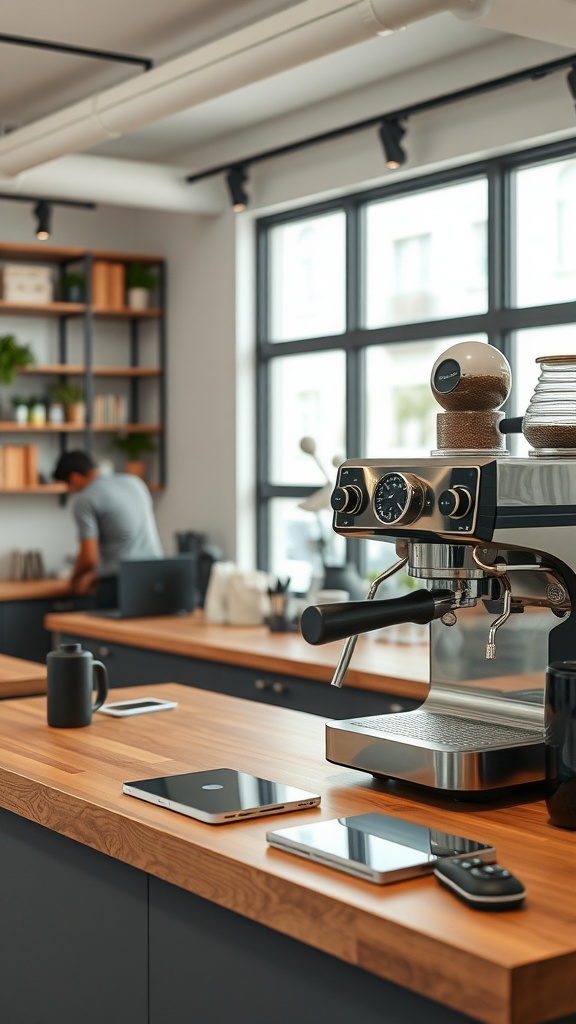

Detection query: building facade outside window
(256, 142), (576, 591)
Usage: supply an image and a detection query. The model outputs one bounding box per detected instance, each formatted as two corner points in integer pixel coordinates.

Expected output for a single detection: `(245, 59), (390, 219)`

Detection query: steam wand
(330, 544), (409, 688)
(471, 547), (513, 660)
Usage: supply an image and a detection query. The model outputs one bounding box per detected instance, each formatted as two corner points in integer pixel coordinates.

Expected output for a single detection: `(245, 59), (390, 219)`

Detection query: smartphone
(267, 812), (496, 884)
(98, 697), (178, 717)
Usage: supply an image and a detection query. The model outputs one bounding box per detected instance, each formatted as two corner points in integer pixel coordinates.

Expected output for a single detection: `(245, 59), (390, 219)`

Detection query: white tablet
(99, 697), (178, 716)
(267, 813), (496, 884)
(123, 767), (321, 824)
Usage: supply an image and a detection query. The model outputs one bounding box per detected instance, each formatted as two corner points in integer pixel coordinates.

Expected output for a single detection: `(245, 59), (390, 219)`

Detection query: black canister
(47, 643), (108, 728)
(545, 660), (576, 828)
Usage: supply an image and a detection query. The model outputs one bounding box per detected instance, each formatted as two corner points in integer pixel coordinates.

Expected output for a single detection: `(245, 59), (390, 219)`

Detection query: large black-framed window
(256, 137), (576, 590)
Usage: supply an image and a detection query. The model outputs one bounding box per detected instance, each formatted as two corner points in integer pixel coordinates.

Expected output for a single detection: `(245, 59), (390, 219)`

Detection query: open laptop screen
(116, 555), (197, 617)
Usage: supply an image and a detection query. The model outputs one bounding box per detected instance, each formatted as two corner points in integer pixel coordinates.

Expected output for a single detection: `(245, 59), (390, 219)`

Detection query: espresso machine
(301, 342), (576, 795)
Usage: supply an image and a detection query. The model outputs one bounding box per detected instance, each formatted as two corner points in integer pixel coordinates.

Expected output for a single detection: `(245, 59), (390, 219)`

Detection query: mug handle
(91, 660), (109, 712)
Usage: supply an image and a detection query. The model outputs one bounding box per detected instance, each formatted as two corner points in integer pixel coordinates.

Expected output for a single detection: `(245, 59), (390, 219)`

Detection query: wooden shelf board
(0, 245), (162, 265)
(0, 300), (85, 316)
(0, 301), (161, 319)
(0, 484), (67, 494)
(20, 365), (161, 377)
(90, 250), (163, 264)
(0, 422), (162, 433)
(93, 424), (162, 433)
(92, 307), (161, 319)
(0, 243), (85, 263)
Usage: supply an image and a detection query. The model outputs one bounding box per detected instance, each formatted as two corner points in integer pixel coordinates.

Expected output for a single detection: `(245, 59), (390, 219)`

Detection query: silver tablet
(123, 767), (321, 824)
(267, 812), (496, 884)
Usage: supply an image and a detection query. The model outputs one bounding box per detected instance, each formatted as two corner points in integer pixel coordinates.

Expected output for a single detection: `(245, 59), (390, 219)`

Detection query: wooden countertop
(0, 653), (46, 696)
(45, 609), (429, 699)
(0, 682), (574, 1024)
(0, 578), (72, 601)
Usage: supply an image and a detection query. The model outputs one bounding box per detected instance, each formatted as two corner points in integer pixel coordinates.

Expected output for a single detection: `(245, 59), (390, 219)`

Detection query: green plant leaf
(0, 335), (35, 384)
(112, 432), (157, 459)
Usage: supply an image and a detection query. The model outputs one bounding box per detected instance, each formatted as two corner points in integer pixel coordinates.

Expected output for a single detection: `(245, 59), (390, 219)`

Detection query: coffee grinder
(301, 342), (576, 795)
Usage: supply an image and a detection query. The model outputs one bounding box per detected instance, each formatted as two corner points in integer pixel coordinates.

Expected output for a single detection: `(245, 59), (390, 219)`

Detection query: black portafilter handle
(300, 589), (455, 646)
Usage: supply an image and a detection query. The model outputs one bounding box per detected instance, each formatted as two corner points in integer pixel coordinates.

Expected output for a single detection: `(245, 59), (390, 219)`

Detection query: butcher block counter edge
(0, 653), (46, 697)
(44, 610), (429, 699)
(1, 682), (575, 1024)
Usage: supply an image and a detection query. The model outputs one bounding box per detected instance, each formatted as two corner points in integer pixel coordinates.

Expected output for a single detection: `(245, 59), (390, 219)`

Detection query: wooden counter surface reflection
(0, 683), (575, 1024)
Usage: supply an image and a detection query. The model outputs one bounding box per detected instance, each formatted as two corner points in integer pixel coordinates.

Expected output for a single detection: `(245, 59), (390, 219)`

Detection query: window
(257, 142), (576, 586)
(268, 212), (346, 342)
(514, 156), (576, 306)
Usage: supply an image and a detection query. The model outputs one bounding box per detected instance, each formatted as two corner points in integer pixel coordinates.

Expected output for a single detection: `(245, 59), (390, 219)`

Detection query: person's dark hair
(53, 450), (97, 483)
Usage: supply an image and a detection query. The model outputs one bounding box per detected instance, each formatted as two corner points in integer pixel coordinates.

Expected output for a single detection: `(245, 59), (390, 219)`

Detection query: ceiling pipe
(0, 154), (224, 213)
(0, 0), (491, 177)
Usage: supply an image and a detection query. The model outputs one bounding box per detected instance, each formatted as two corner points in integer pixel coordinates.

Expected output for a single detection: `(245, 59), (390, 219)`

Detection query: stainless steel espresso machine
(301, 343), (576, 796)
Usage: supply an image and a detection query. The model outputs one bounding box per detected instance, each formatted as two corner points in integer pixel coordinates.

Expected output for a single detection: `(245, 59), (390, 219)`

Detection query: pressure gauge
(373, 472), (425, 526)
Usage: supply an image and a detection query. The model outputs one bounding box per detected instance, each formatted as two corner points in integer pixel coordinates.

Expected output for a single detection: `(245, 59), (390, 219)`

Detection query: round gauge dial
(373, 472), (425, 525)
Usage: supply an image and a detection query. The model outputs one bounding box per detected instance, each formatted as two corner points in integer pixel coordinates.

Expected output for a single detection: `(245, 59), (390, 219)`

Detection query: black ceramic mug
(545, 660), (576, 829)
(47, 643), (108, 728)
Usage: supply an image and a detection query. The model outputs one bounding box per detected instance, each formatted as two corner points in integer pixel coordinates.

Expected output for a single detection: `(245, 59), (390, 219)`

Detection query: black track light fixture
(226, 165), (249, 212)
(0, 194), (96, 240)
(33, 200), (52, 240)
(567, 64), (576, 104)
(378, 118), (407, 170)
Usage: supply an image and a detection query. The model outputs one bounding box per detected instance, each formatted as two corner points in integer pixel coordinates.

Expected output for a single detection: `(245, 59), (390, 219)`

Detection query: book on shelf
(93, 394), (128, 426)
(91, 261), (126, 309)
(0, 444), (40, 488)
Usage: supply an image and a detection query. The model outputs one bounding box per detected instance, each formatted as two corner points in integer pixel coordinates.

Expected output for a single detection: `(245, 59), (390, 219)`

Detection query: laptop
(94, 555), (197, 618)
(123, 767), (321, 824)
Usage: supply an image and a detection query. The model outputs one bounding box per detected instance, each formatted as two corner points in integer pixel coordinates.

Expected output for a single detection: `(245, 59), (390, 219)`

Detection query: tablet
(266, 812), (496, 884)
(123, 767), (321, 824)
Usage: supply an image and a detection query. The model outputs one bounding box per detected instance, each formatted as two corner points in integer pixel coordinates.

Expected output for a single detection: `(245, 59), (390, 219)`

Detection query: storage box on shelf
(0, 264), (54, 304)
(0, 243), (165, 493)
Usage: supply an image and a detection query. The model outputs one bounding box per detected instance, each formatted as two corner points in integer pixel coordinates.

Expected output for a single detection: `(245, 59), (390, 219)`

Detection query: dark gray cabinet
(58, 632), (418, 719)
(148, 876), (478, 1024)
(0, 595), (95, 663)
(0, 805), (496, 1024)
(0, 807), (148, 1024)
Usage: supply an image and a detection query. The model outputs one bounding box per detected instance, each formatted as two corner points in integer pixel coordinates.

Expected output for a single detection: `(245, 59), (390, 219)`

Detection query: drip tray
(326, 708), (544, 793)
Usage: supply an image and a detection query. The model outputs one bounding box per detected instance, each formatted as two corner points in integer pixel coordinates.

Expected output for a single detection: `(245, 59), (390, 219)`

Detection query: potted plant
(11, 395), (29, 424)
(51, 381), (86, 425)
(112, 431), (157, 478)
(27, 395), (47, 426)
(61, 272), (84, 303)
(0, 335), (35, 384)
(125, 261), (156, 310)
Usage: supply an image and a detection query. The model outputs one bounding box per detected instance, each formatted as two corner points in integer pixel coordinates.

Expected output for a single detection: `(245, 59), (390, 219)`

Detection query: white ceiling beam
(0, 0), (491, 176)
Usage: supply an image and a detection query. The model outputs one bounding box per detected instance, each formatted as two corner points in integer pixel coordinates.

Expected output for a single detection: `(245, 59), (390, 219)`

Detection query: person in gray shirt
(53, 450), (163, 604)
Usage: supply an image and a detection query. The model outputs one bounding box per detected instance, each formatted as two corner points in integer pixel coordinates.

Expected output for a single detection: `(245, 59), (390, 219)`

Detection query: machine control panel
(332, 461), (484, 537)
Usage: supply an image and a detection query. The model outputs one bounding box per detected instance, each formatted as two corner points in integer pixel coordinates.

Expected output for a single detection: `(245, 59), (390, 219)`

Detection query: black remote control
(434, 857), (526, 911)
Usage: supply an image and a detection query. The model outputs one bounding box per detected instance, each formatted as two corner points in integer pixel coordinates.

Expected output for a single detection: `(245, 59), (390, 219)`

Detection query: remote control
(434, 857), (526, 910)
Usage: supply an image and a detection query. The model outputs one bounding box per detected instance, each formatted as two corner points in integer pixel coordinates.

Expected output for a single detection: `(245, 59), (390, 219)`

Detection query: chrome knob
(438, 486), (473, 520)
(331, 484), (363, 515)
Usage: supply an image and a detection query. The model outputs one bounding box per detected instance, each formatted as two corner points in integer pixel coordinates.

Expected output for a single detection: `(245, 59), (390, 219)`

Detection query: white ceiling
(0, 0), (574, 206)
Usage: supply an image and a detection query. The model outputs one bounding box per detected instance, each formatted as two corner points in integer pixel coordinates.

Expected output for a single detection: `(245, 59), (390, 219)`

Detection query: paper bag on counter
(227, 570), (270, 626)
(203, 562), (236, 624)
